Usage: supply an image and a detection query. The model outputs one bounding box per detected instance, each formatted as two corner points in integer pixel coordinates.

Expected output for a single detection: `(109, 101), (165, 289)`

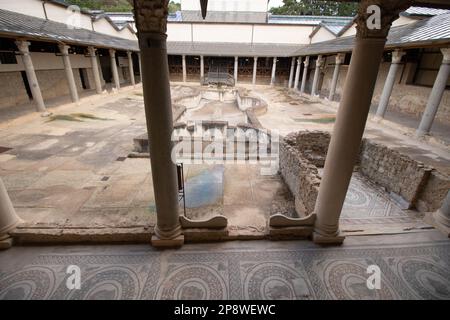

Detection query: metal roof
(403, 6), (450, 16)
(180, 10), (267, 23)
(0, 9), (139, 51)
(268, 15), (353, 26)
(167, 42), (303, 57)
(294, 12), (450, 56)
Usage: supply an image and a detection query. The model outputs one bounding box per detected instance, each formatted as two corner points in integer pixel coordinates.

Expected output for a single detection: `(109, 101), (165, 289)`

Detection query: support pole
(328, 53), (346, 101)
(252, 56), (258, 85)
(109, 49), (120, 90)
(300, 56), (310, 94)
(375, 50), (405, 118)
(88, 46), (103, 94)
(127, 51), (136, 87)
(59, 44), (79, 103)
(182, 54), (187, 82)
(138, 52), (143, 83)
(270, 57), (277, 86)
(311, 55), (323, 96)
(134, 0), (182, 246)
(416, 48), (450, 136)
(200, 55), (204, 83)
(15, 40), (47, 113)
(294, 57), (301, 90)
(234, 56), (238, 85)
(313, 0), (412, 244)
(288, 57), (295, 89)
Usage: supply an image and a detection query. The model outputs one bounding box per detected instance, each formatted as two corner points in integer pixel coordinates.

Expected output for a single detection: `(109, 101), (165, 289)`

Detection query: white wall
(44, 2), (93, 30)
(167, 23), (192, 42)
(310, 27), (335, 44)
(93, 18), (122, 37)
(193, 24), (253, 43)
(0, 0), (46, 19)
(253, 25), (313, 44)
(181, 0), (268, 12)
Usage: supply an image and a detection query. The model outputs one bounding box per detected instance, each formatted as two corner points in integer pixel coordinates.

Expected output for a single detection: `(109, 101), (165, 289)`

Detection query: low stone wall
(280, 130), (449, 216)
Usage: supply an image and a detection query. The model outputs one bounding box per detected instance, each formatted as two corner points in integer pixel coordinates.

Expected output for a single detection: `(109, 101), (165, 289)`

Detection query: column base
(151, 234), (184, 248)
(312, 231), (345, 245)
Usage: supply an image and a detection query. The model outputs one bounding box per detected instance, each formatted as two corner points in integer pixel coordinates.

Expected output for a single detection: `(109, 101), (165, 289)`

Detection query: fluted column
(15, 40), (46, 113)
(252, 56), (258, 85)
(59, 44), (79, 102)
(127, 51), (136, 86)
(234, 56), (238, 85)
(109, 49), (120, 90)
(88, 46), (103, 94)
(311, 55), (324, 96)
(328, 53), (346, 101)
(300, 56), (310, 94)
(375, 50), (405, 118)
(416, 48), (450, 136)
(134, 0), (182, 246)
(313, 0), (412, 244)
(270, 57), (277, 86)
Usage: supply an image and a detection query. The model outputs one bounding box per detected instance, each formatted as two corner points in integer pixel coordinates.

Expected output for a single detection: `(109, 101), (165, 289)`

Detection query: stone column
(431, 190), (450, 237)
(200, 55), (204, 82)
(328, 53), (346, 101)
(252, 56), (258, 85)
(59, 44), (79, 103)
(313, 0), (411, 244)
(270, 57), (277, 86)
(127, 51), (136, 86)
(416, 48), (450, 136)
(311, 55), (323, 96)
(15, 40), (46, 113)
(375, 50), (405, 118)
(109, 49), (120, 90)
(234, 56), (238, 84)
(293, 57), (301, 90)
(88, 46), (103, 94)
(182, 54), (187, 82)
(134, 0), (182, 246)
(288, 57), (295, 88)
(300, 56), (310, 94)
(0, 177), (21, 247)
(138, 52), (143, 83)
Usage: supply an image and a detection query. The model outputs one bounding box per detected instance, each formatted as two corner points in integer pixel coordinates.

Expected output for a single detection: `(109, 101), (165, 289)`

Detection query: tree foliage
(270, 0), (358, 16)
(64, 0), (180, 13)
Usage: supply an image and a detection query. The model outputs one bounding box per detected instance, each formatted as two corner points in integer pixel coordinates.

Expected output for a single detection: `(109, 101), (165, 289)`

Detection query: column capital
(273, 57), (277, 64)
(441, 48), (450, 63)
(235, 56), (238, 61)
(254, 56), (258, 61)
(391, 49), (405, 64)
(133, 0), (168, 34)
(335, 53), (346, 65)
(303, 56), (310, 66)
(127, 51), (133, 57)
(316, 55), (324, 67)
(87, 46), (97, 56)
(109, 49), (116, 57)
(15, 40), (31, 53)
(355, 0), (412, 39)
(58, 44), (70, 56)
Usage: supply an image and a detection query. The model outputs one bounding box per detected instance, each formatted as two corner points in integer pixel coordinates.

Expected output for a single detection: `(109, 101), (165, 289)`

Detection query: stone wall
(0, 72), (30, 109)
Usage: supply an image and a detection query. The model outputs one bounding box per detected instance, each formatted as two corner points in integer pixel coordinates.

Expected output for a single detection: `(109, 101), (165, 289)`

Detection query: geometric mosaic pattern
(1, 239), (449, 300)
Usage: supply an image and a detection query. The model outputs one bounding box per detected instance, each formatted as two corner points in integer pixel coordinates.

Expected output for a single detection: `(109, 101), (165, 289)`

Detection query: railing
(202, 71), (235, 87)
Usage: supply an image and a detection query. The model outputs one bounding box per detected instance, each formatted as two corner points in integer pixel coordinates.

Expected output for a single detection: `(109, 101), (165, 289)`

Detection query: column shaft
(0, 177), (21, 237)
(416, 48), (450, 136)
(15, 41), (46, 112)
(300, 56), (310, 94)
(127, 51), (136, 86)
(234, 56), (238, 85)
(200, 55), (204, 82)
(270, 57), (277, 86)
(252, 57), (258, 85)
(88, 46), (103, 94)
(59, 44), (79, 102)
(288, 57), (295, 88)
(311, 55), (323, 96)
(328, 53), (345, 101)
(182, 55), (187, 82)
(375, 50), (405, 118)
(432, 190), (450, 236)
(109, 49), (120, 90)
(138, 52), (143, 83)
(293, 57), (301, 90)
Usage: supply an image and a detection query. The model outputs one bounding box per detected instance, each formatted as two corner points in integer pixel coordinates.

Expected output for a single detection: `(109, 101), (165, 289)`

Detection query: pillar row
(375, 49), (405, 118)
(109, 49), (120, 90)
(15, 40), (46, 113)
(127, 51), (136, 87)
(270, 57), (277, 86)
(416, 48), (450, 136)
(300, 56), (310, 94)
(252, 56), (258, 85)
(88, 46), (103, 94)
(328, 53), (346, 101)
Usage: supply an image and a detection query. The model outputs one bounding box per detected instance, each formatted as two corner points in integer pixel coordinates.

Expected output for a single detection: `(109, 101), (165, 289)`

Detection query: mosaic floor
(1, 232), (449, 300)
